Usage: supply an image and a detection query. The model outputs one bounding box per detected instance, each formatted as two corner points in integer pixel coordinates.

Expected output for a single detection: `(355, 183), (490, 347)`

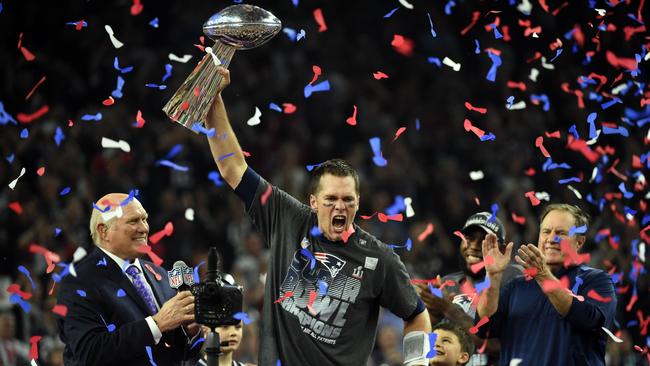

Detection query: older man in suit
(57, 193), (200, 366)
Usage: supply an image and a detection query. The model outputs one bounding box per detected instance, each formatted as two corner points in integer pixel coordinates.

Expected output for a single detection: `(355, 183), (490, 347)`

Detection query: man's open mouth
(332, 215), (346, 231)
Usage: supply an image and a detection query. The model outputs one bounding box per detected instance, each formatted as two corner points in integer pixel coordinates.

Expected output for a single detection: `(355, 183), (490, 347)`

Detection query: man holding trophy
(162, 5), (431, 365)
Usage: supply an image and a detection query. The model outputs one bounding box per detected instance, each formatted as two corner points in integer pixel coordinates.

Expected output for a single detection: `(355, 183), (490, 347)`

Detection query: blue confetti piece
(0, 3), (3, 14)
(474, 39), (480, 54)
(568, 124), (579, 140)
(282, 27), (298, 41)
(569, 225), (588, 237)
(116, 289), (126, 297)
(405, 238), (413, 251)
(60, 186), (71, 196)
(65, 20), (87, 28)
(233, 311), (252, 324)
(306, 162), (323, 172)
(120, 189), (139, 207)
(486, 52), (502, 82)
(385, 195), (406, 215)
(426, 333), (438, 358)
(146, 346), (157, 366)
(480, 132), (496, 141)
(113, 57), (133, 74)
(81, 113), (102, 121)
(492, 24), (503, 39)
(618, 182), (634, 199)
(76, 289), (87, 297)
(550, 48), (563, 62)
(10, 294), (31, 313)
(92, 202), (111, 213)
(296, 29), (306, 41)
(165, 144), (183, 159)
(428, 283), (442, 298)
(558, 177), (581, 184)
(475, 277), (490, 293)
(304, 80), (330, 98)
(54, 127), (65, 146)
(427, 13), (437, 38)
(112, 76), (125, 99)
(318, 280), (329, 296)
(415, 118), (420, 130)
(191, 337), (205, 350)
(601, 98), (622, 110)
(276, 360), (282, 366)
(301, 248), (316, 270)
(191, 122), (215, 137)
(384, 7), (399, 18)
(427, 57), (442, 67)
(148, 17), (159, 28)
(587, 112), (597, 139)
(292, 0), (298, 6)
(20, 128), (28, 139)
(369, 137), (387, 167)
(602, 126), (629, 137)
(218, 152), (235, 161)
(571, 276), (583, 294)
(54, 227), (62, 237)
(145, 83), (167, 90)
(6, 153), (14, 163)
(208, 171), (224, 186)
(506, 96), (514, 108)
(530, 94), (550, 111)
(156, 159), (189, 172)
(269, 102), (282, 112)
(310, 225), (322, 237)
(194, 261), (205, 284)
(18, 265), (36, 289)
(444, 0), (456, 15)
(0, 102), (17, 125)
(489, 204), (498, 223)
(162, 64), (172, 83)
(97, 257), (108, 266)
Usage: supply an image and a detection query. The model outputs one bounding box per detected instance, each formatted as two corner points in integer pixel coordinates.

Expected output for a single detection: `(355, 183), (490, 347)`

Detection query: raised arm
(204, 67), (248, 189)
(477, 233), (513, 318)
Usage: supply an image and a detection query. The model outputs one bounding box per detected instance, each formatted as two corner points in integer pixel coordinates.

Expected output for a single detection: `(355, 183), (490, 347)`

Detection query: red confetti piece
(391, 34), (414, 56)
(68, 119), (74, 127)
(511, 212), (526, 225)
(417, 223), (435, 242)
(453, 230), (466, 242)
(545, 130), (561, 139)
(551, 2), (569, 15)
(561, 239), (590, 267)
(605, 51), (638, 70)
(6, 283), (33, 300)
(474, 197), (481, 206)
(463, 119), (485, 139)
(134, 110), (145, 128)
(627, 293), (638, 312)
(102, 96), (115, 106)
(8, 201), (23, 214)
(470, 316), (489, 334)
(465, 102), (487, 114)
(637, 310), (650, 336)
(507, 80), (527, 91)
(29, 243), (60, 273)
(144, 263), (163, 281)
(149, 221), (174, 244)
(75, 20), (84, 31)
(535, 136), (551, 158)
(470, 261), (485, 274)
(307, 290), (317, 314)
(274, 291), (293, 304)
(524, 191), (541, 206)
(309, 65), (322, 85)
(17, 105), (50, 123)
(282, 103), (296, 114)
(341, 225), (355, 243)
(377, 213), (403, 222)
(29, 335), (42, 360)
(25, 75), (46, 101)
(587, 289), (612, 303)
(360, 212), (377, 220)
(20, 46), (36, 61)
(52, 304), (68, 317)
(313, 8), (328, 32)
(460, 11), (480, 35)
(523, 267), (538, 280)
(392, 127), (406, 142)
(566, 136), (600, 163)
(261, 184), (272, 205)
(541, 276), (570, 293)
(138, 245), (163, 267)
(373, 71), (389, 80)
(130, 0), (143, 16)
(346, 105), (358, 126)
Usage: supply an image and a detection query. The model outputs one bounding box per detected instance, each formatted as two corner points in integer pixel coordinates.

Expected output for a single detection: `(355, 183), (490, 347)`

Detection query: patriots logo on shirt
(314, 252), (346, 278)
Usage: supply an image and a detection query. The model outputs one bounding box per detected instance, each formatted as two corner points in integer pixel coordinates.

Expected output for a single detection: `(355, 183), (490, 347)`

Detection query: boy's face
(429, 329), (470, 366)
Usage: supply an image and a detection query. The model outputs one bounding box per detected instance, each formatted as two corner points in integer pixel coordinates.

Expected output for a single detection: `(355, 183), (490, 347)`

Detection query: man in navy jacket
(476, 203), (617, 366)
(57, 193), (201, 366)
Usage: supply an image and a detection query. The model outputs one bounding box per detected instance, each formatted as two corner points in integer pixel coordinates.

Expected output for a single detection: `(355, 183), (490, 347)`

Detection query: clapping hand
(482, 233), (513, 275)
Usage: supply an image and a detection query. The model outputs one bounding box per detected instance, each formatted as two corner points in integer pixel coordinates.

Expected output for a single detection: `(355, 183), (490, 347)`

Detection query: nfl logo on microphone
(168, 267), (183, 289)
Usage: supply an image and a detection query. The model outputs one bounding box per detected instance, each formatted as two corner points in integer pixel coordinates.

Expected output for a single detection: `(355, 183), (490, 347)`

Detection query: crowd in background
(1, 0), (648, 364)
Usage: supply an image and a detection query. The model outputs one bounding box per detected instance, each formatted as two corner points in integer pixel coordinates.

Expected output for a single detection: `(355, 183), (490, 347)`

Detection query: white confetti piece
(535, 191), (550, 202)
(185, 208), (195, 221)
(72, 246), (87, 263)
(404, 197), (415, 218)
(469, 170), (484, 181)
(398, 0), (414, 9)
(8, 167), (26, 190)
(567, 185), (583, 199)
(205, 47), (222, 66)
(532, 32), (539, 38)
(168, 53), (193, 63)
(101, 137), (131, 152)
(589, 167), (598, 183)
(586, 130), (601, 145)
(442, 57), (461, 71)
(506, 100), (527, 110)
(639, 242), (646, 263)
(529, 67), (539, 82)
(247, 106), (262, 126)
(540, 56), (555, 70)
(611, 83), (628, 95)
(601, 327), (623, 343)
(509, 359), (523, 366)
(31, 359), (39, 366)
(104, 25), (124, 48)
(594, 8), (607, 16)
(101, 205), (123, 222)
(645, 51), (650, 61)
(517, 0), (532, 15)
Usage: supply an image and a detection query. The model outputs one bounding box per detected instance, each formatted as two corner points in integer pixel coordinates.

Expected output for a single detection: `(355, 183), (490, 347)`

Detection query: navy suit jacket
(57, 247), (199, 365)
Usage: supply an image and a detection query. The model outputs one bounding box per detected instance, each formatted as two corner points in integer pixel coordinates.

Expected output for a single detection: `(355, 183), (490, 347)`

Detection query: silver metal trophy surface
(162, 4), (281, 131)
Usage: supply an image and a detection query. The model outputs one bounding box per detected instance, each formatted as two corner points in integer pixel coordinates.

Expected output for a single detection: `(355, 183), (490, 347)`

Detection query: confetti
(313, 8), (327, 32)
(304, 80), (330, 98)
(184, 208), (194, 221)
(404, 197), (415, 217)
(373, 71), (389, 80)
(8, 167), (26, 190)
(25, 76), (46, 101)
(469, 170), (484, 180)
(149, 221), (174, 244)
(469, 316), (489, 334)
(465, 102), (487, 114)
(112, 76), (125, 99)
(346, 105), (358, 126)
(369, 137), (387, 167)
(134, 110), (145, 128)
(130, 0), (143, 15)
(101, 137), (131, 152)
(391, 34), (414, 56)
(149, 18), (159, 28)
(104, 25), (124, 48)
(418, 223), (434, 241)
(384, 7), (399, 18)
(486, 51), (502, 82)
(247, 106), (262, 126)
(208, 171), (224, 186)
(442, 57), (461, 71)
(17, 105), (49, 124)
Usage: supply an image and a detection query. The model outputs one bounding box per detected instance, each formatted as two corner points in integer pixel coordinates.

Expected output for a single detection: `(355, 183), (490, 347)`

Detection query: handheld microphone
(206, 247), (219, 283)
(168, 260), (195, 292)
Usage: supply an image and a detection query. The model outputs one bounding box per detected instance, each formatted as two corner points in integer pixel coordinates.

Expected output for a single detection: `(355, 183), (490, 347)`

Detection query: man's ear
(98, 223), (108, 241)
(576, 235), (586, 251)
(458, 351), (470, 364)
(309, 194), (317, 212)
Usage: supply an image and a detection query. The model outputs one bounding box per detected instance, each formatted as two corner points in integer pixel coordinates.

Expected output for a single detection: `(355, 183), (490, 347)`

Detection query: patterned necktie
(125, 265), (158, 315)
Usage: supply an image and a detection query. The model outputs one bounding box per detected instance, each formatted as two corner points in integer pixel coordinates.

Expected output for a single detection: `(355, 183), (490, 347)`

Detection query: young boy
(429, 323), (474, 366)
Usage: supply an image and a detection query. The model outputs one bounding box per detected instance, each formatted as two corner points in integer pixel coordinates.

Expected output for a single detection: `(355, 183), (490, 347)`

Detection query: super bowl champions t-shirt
(235, 169), (420, 365)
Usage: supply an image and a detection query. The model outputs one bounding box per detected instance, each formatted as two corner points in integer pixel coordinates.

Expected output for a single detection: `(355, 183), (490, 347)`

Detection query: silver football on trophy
(163, 4), (281, 131)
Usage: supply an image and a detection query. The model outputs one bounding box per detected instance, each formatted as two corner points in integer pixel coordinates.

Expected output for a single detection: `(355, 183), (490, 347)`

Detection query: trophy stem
(162, 42), (236, 131)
